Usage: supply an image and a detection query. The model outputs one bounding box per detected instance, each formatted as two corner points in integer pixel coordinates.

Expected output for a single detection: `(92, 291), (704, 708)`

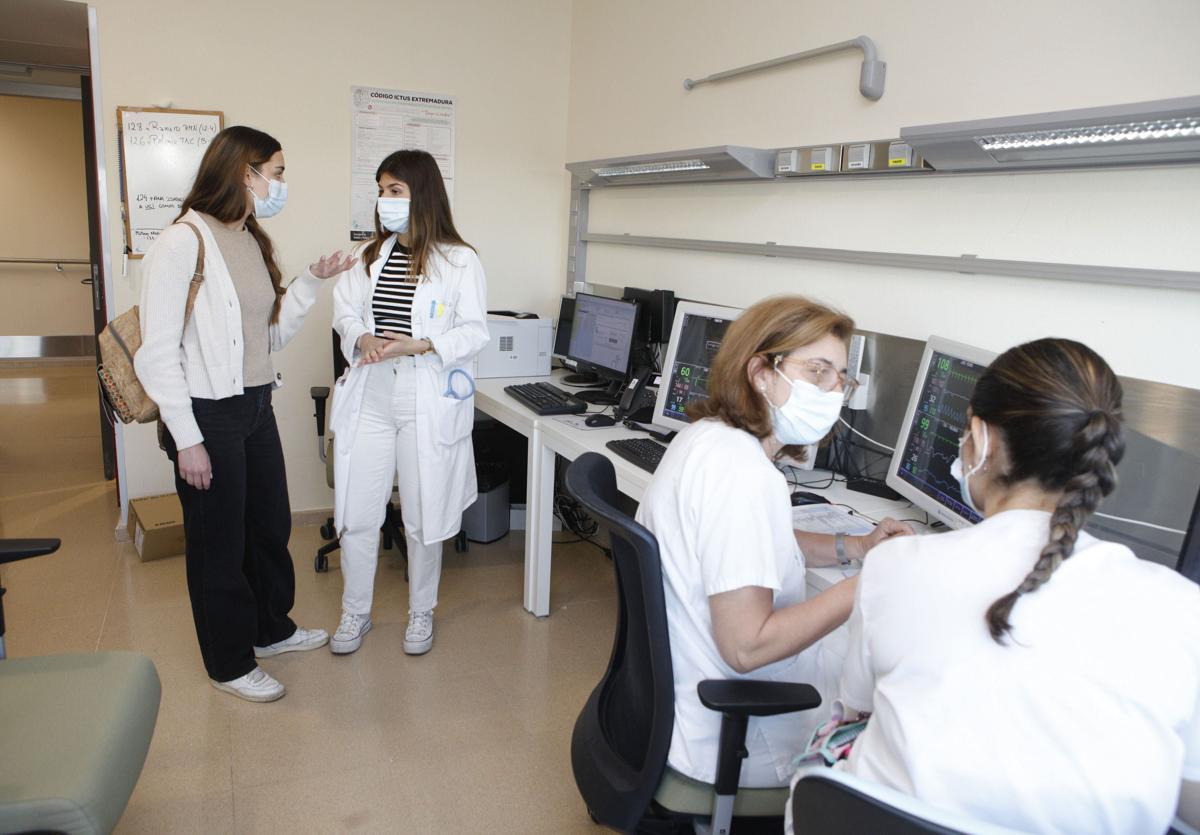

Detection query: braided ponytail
(970, 341), (1125, 645)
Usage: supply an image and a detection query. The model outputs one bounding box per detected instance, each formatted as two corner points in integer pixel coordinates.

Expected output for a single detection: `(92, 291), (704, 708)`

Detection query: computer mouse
(790, 490), (831, 506)
(585, 414), (617, 427)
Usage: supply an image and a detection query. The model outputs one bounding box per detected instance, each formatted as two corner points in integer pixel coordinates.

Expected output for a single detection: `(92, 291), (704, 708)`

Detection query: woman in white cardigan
(328, 149), (488, 657)
(136, 126), (354, 702)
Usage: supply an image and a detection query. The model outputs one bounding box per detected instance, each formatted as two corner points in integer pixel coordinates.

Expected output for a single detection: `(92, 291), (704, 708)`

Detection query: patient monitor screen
(567, 293), (638, 376)
(662, 312), (734, 422)
(896, 350), (988, 525)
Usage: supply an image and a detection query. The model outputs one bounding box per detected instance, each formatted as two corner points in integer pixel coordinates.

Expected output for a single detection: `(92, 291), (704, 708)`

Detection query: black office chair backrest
(791, 772), (970, 835)
(332, 329), (348, 381)
(565, 453), (675, 833)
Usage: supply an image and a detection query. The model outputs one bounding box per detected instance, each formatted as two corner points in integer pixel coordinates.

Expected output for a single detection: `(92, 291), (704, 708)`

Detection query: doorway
(0, 0), (119, 517)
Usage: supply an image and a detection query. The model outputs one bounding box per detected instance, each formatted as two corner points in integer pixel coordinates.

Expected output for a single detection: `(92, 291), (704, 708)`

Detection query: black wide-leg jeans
(165, 384), (297, 683)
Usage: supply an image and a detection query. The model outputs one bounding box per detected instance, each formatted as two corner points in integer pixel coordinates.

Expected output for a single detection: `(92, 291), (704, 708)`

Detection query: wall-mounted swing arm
(684, 35), (886, 101)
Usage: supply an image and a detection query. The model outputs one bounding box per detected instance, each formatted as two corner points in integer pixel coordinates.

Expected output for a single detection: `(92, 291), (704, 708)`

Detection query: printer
(471, 314), (553, 378)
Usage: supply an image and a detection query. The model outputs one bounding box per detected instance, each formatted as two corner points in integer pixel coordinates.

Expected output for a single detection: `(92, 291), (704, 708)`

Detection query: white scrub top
(635, 418), (840, 787)
(839, 509), (1200, 835)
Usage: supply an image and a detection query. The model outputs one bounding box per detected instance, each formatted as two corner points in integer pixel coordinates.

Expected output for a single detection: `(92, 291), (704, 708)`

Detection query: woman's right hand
(178, 443), (212, 490)
(356, 333), (389, 362)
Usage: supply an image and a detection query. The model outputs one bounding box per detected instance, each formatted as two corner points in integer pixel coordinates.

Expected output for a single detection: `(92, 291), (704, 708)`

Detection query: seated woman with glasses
(635, 295), (913, 789)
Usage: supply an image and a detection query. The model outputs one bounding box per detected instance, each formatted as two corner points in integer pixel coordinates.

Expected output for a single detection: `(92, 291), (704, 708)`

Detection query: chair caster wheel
(454, 531), (468, 553)
(314, 554), (328, 573)
(320, 521), (335, 540)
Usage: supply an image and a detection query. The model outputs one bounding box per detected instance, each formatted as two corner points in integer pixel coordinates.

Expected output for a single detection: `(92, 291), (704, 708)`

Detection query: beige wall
(0, 94), (94, 335)
(566, 0), (1200, 389)
(88, 0), (574, 508)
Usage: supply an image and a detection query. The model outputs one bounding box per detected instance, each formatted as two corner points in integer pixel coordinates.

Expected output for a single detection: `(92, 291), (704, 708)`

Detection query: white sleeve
(332, 256), (371, 366)
(427, 248), (489, 368)
(1185, 695), (1200, 781)
(839, 570), (876, 713)
(694, 457), (789, 597)
(133, 225), (203, 450)
(1183, 600), (1200, 781)
(270, 268), (324, 351)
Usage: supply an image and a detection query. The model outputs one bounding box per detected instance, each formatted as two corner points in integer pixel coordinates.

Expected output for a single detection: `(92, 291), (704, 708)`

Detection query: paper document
(792, 503), (875, 536)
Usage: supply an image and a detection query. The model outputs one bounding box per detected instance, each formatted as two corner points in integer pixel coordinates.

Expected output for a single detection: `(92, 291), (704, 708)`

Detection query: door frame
(85, 5), (129, 532)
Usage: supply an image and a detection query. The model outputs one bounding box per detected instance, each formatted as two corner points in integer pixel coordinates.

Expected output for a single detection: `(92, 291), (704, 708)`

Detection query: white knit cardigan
(134, 209), (323, 450)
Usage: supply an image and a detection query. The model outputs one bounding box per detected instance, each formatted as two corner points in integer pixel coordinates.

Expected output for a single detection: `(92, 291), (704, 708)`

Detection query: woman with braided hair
(811, 338), (1200, 834)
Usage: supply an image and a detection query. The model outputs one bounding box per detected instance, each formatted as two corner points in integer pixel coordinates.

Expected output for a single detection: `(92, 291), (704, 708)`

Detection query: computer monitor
(565, 292), (639, 386)
(552, 295), (574, 359)
(885, 336), (997, 530)
(1177, 482), (1200, 583)
(651, 300), (743, 433)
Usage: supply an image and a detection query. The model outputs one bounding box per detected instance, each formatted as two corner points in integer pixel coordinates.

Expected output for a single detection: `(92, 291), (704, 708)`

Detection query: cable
(1093, 512), (1186, 536)
(838, 417), (895, 453)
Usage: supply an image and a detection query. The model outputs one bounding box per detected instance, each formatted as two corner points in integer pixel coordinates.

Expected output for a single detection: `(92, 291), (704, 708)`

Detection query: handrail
(0, 257), (90, 272)
(684, 35), (886, 100)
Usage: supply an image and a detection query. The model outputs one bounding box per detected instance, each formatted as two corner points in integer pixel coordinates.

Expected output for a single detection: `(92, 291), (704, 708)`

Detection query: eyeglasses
(774, 355), (860, 399)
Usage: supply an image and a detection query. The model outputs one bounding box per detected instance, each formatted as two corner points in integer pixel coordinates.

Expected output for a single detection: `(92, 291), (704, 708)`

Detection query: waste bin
(463, 461), (509, 544)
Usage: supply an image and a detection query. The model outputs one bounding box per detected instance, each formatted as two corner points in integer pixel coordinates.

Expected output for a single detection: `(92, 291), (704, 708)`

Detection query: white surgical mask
(377, 197), (411, 233)
(248, 167), (288, 218)
(765, 366), (844, 446)
(950, 423), (989, 516)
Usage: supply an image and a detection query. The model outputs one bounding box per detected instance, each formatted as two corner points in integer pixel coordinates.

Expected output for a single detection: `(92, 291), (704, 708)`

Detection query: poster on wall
(117, 107), (224, 257)
(350, 86), (456, 241)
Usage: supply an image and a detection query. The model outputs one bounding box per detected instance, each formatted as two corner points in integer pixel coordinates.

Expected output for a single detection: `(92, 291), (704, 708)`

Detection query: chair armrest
(0, 539), (61, 566)
(311, 387), (330, 438)
(698, 679), (822, 717)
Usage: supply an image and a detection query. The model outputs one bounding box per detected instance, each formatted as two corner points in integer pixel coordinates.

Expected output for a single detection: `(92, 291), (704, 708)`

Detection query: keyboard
(606, 437), (668, 474)
(504, 381), (587, 416)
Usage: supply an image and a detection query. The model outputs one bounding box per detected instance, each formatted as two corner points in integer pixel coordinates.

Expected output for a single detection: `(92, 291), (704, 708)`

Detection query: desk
(474, 370), (923, 616)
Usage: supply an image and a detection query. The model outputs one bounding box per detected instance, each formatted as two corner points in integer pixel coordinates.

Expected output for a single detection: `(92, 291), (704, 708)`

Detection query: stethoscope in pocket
(443, 368), (476, 400)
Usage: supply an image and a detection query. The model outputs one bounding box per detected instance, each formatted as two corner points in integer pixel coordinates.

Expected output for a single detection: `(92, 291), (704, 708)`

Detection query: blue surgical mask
(764, 367), (844, 446)
(377, 197), (411, 233)
(249, 167), (288, 218)
(950, 423), (989, 516)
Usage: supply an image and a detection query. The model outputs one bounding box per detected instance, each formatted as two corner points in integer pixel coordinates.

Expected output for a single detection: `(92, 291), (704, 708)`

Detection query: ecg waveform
(897, 351), (987, 520)
(667, 363), (713, 414)
(665, 315), (733, 418)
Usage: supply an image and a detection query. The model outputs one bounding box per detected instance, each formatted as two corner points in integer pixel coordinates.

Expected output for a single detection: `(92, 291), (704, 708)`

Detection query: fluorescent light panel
(977, 116), (1200, 151)
(592, 159), (710, 177)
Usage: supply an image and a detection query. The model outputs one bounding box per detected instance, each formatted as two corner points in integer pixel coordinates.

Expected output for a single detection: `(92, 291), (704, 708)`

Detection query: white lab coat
(329, 235), (489, 544)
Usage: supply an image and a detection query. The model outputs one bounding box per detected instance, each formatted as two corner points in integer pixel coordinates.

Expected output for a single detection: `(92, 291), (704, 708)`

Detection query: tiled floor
(0, 366), (617, 833)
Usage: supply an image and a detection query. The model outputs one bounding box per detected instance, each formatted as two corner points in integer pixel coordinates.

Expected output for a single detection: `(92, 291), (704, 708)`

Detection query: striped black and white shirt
(371, 243), (417, 337)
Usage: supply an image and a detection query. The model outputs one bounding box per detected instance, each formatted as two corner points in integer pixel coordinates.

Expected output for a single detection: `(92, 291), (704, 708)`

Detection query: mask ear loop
(444, 368), (476, 401)
(963, 422), (990, 479)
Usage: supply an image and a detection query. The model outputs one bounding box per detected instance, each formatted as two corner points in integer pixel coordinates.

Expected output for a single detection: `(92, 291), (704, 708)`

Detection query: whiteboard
(117, 107), (224, 257)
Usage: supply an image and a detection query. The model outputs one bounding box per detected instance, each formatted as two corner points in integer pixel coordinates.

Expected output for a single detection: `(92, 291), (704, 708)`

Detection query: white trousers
(339, 360), (443, 615)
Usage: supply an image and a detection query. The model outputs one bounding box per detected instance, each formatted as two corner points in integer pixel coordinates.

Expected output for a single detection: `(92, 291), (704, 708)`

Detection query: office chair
(787, 767), (1033, 835)
(790, 767), (1200, 835)
(564, 452), (822, 835)
(0, 538), (162, 834)
(308, 331), (468, 574)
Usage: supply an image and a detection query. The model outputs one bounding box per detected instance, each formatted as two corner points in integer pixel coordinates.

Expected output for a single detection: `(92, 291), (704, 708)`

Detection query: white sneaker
(330, 611), (372, 655)
(211, 667), (285, 702)
(254, 627), (329, 658)
(404, 609), (434, 655)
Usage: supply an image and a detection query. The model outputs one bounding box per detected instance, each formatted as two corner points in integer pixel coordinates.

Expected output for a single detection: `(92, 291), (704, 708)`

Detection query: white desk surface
(473, 370), (928, 607)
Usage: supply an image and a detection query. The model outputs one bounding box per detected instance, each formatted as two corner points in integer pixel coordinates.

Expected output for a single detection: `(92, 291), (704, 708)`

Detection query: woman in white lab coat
(328, 149), (488, 657)
(635, 295), (912, 789)
(819, 338), (1200, 835)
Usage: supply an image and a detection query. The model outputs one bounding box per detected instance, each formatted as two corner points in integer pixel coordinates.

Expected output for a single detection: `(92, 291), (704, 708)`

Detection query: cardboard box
(130, 493), (186, 562)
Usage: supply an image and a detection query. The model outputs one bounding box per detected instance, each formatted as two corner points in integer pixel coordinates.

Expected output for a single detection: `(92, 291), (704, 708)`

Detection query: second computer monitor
(885, 336), (997, 530)
(565, 292), (639, 383)
(652, 300), (743, 433)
